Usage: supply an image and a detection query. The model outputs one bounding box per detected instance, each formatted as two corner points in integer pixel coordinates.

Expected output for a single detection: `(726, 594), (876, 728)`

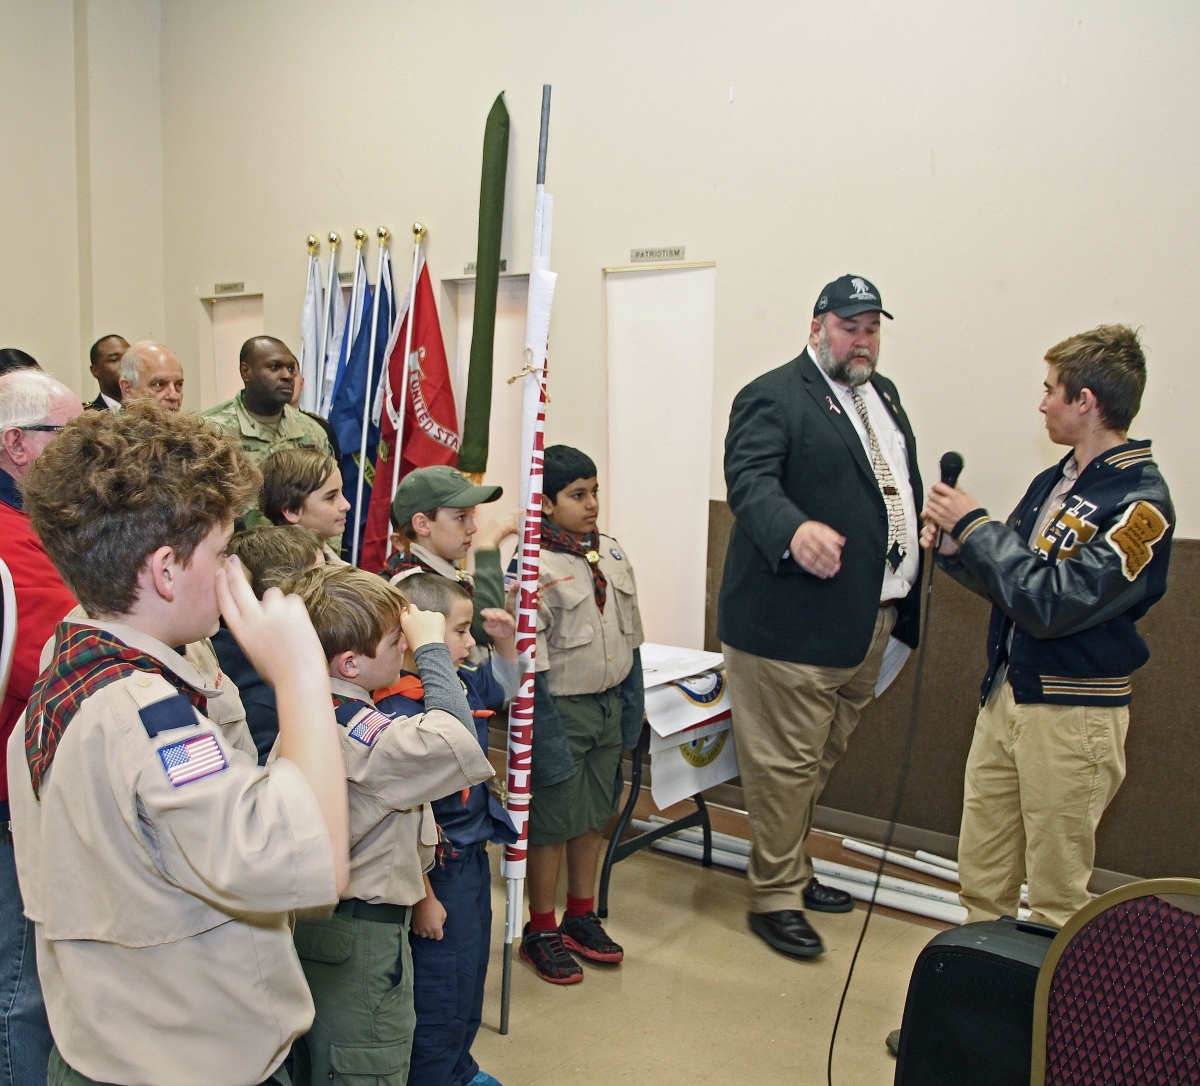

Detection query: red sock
(566, 894), (594, 918)
(528, 908), (558, 933)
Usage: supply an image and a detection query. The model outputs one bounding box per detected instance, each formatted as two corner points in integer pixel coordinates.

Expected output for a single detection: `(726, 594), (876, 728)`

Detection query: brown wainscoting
(705, 500), (1200, 880)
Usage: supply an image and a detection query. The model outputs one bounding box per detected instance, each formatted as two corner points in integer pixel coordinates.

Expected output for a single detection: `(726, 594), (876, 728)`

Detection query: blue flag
(330, 260), (393, 563)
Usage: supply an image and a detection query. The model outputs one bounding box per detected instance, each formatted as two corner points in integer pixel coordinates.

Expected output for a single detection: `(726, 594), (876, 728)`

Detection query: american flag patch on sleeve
(158, 733), (228, 787)
(349, 710), (392, 747)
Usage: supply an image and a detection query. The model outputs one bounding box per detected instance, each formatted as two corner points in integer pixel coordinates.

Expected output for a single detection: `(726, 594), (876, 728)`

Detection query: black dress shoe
(803, 877), (854, 913)
(747, 910), (825, 958)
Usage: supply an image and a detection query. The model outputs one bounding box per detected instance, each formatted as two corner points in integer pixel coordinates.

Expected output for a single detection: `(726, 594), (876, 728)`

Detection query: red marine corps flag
(359, 239), (460, 573)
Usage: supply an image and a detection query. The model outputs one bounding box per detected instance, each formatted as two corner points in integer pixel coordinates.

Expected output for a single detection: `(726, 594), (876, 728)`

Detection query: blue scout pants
(0, 837), (51, 1086)
(408, 843), (492, 1086)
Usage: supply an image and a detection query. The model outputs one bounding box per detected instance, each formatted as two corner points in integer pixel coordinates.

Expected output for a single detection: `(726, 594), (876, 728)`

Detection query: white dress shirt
(810, 346), (920, 601)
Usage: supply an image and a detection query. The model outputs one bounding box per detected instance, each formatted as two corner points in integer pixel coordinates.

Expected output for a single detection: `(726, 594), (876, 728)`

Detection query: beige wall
(7, 2), (1199, 534)
(1, 0), (164, 394)
(82, 0), (165, 350)
(1, 0), (83, 388)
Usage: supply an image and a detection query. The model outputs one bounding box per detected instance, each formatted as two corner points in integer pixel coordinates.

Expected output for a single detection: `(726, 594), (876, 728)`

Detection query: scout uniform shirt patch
(349, 710), (392, 747)
(158, 734), (228, 787)
(1106, 501), (1169, 581)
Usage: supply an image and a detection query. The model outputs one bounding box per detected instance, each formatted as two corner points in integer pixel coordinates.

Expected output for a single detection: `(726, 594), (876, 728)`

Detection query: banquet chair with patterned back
(1030, 877), (1200, 1086)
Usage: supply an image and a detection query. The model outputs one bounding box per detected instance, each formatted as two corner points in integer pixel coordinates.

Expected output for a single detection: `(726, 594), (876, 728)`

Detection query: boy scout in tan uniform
(519, 446), (645, 985)
(283, 567), (493, 1086)
(7, 404), (350, 1086)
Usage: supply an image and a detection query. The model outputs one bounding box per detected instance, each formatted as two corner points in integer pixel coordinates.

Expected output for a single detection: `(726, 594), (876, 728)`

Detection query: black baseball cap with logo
(391, 465), (502, 528)
(813, 274), (893, 320)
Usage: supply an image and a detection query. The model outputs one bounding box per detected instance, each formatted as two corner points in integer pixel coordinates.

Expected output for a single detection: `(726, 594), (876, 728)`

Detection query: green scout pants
(528, 687), (624, 846)
(292, 901), (415, 1086)
(48, 1045), (292, 1085)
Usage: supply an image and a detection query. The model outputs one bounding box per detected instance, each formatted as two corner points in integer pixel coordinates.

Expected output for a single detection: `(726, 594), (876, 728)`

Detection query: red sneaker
(559, 911), (624, 964)
(519, 925), (584, 984)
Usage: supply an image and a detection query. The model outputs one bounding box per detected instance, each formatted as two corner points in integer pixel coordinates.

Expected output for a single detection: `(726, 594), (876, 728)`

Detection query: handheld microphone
(935, 452), (965, 550)
(940, 450), (964, 488)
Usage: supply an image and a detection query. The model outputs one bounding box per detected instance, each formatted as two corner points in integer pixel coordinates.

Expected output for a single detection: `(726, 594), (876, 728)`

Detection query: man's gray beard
(815, 330), (878, 387)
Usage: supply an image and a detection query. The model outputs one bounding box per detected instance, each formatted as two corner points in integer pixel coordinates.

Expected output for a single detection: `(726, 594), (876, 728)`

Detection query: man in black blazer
(85, 334), (129, 411)
(719, 274), (923, 958)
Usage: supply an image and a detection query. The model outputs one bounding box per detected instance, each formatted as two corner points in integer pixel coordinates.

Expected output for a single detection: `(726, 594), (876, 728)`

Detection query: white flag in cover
(299, 250), (323, 412)
(319, 273), (347, 416)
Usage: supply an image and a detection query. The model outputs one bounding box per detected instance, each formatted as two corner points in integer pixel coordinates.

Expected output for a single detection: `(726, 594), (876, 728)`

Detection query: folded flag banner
(331, 239), (394, 564)
(318, 232), (347, 418)
(359, 248), (459, 573)
(329, 235), (369, 414)
(459, 92), (510, 476)
(299, 236), (323, 413)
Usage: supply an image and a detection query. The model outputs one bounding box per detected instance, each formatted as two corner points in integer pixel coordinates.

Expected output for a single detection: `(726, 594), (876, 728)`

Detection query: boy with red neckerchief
(517, 445), (645, 985)
(7, 404), (350, 1086)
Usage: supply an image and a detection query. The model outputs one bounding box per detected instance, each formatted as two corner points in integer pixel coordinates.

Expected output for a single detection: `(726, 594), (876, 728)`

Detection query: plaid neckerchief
(381, 550), (475, 597)
(25, 622), (208, 797)
(541, 520), (607, 612)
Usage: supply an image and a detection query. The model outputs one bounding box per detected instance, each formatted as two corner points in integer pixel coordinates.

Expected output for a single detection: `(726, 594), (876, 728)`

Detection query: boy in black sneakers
(520, 445), (645, 984)
(374, 573), (518, 1086)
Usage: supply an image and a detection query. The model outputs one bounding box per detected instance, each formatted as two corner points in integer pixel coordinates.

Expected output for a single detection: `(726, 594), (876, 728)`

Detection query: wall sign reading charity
(640, 643), (737, 810)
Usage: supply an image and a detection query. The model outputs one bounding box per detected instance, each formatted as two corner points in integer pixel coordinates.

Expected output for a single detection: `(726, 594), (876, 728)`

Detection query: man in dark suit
(85, 334), (129, 411)
(719, 274), (923, 958)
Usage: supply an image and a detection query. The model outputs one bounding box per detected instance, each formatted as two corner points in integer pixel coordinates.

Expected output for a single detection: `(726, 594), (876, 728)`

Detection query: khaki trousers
(958, 680), (1128, 929)
(724, 607), (895, 914)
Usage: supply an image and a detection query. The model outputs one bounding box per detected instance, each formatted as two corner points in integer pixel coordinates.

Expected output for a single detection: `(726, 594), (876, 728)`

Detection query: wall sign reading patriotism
(631, 246), (685, 262)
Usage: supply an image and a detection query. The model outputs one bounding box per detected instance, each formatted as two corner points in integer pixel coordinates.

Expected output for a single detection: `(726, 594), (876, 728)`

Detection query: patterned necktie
(850, 387), (907, 572)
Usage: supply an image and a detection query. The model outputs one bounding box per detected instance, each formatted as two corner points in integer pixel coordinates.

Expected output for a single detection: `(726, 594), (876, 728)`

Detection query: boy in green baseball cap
(385, 465), (517, 647)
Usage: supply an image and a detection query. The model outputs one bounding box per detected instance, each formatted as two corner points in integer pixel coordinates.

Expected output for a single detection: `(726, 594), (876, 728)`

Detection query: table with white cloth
(597, 643), (739, 916)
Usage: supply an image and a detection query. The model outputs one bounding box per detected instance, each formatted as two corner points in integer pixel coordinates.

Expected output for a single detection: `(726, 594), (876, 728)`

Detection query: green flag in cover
(458, 93), (510, 476)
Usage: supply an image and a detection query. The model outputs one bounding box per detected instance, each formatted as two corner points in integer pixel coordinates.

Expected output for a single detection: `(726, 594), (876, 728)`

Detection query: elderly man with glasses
(0, 369), (81, 1086)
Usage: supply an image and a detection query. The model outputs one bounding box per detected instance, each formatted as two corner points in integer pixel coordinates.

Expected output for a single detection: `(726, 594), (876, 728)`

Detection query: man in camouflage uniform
(203, 336), (331, 468)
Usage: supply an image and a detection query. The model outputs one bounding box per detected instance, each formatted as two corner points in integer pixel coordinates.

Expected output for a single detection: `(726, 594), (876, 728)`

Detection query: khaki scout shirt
(202, 391), (332, 468)
(536, 534), (644, 697)
(317, 678), (493, 906)
(8, 620), (336, 1086)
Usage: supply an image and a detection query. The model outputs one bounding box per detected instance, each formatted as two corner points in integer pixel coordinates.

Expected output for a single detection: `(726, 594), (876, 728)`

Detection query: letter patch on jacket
(1105, 501), (1168, 581)
(1034, 496), (1099, 562)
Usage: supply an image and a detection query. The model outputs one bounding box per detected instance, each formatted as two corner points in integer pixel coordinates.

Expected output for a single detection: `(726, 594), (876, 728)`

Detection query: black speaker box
(894, 916), (1058, 1086)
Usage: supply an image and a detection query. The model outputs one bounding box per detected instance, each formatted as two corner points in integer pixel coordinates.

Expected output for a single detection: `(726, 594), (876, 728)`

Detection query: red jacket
(0, 480), (77, 808)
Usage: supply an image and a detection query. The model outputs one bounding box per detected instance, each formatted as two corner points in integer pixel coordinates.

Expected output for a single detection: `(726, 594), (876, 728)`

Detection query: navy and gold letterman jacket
(940, 439), (1173, 707)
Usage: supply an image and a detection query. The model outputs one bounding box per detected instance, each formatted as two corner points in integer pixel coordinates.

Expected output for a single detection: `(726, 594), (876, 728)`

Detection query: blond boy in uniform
(6, 404), (350, 1086)
(283, 566), (494, 1086)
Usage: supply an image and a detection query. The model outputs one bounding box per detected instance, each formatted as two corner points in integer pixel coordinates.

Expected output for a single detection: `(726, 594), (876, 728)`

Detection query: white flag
(319, 273), (347, 416)
(299, 252), (323, 413)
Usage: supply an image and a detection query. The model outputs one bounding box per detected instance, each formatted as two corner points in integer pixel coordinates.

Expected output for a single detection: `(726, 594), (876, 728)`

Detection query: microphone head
(940, 451), (964, 488)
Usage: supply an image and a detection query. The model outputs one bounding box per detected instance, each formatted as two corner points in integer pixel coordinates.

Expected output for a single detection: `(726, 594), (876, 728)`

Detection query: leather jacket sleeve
(950, 505), (1166, 640)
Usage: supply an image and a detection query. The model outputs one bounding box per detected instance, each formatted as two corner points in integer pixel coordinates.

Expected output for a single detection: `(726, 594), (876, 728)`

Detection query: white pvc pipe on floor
(915, 849), (959, 872)
(632, 821), (970, 925)
(642, 819), (965, 909)
(842, 839), (961, 884)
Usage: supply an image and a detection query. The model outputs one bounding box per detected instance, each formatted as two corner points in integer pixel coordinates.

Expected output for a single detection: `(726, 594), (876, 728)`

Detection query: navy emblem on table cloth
(158, 733), (227, 786)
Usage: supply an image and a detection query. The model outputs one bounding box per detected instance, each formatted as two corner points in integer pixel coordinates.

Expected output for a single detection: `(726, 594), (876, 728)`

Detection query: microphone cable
(825, 450), (963, 1086)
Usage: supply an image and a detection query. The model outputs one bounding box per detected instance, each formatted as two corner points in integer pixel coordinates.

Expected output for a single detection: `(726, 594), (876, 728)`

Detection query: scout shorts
(528, 687), (624, 846)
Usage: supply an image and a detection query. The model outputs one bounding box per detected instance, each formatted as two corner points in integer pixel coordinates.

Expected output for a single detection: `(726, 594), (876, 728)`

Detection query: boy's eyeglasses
(20, 425), (65, 432)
